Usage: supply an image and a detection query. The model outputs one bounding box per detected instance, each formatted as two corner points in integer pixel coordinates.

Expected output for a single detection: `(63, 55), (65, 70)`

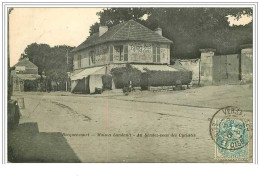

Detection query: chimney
(154, 28), (162, 36)
(99, 26), (108, 37)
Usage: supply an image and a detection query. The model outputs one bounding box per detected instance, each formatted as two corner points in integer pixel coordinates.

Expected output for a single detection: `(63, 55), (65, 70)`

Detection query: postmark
(210, 106), (250, 160)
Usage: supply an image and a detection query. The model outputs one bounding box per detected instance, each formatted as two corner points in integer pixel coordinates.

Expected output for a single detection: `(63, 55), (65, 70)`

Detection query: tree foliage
(89, 8), (149, 35)
(89, 8), (253, 58)
(20, 43), (74, 84)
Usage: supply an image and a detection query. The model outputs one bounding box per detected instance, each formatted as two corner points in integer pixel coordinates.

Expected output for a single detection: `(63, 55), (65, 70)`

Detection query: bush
(111, 65), (192, 89)
(24, 80), (38, 91)
(146, 70), (192, 86)
(111, 66), (142, 88)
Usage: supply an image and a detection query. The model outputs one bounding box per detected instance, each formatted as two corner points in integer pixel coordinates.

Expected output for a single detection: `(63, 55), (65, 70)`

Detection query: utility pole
(66, 48), (69, 65)
(66, 48), (69, 91)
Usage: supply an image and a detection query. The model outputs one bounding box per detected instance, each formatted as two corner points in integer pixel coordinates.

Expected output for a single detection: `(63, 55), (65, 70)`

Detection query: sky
(228, 14), (253, 26)
(9, 8), (253, 66)
(9, 8), (103, 66)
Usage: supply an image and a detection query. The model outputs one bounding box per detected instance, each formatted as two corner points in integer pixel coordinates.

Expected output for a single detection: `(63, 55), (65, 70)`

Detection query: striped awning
(70, 66), (106, 81)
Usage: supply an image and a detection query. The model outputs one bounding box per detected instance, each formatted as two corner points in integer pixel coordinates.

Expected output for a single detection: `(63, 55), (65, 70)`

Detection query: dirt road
(9, 85), (253, 162)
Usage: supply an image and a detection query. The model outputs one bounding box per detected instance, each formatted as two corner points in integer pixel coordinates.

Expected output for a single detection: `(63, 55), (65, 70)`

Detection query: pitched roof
(14, 58), (38, 68)
(72, 20), (173, 52)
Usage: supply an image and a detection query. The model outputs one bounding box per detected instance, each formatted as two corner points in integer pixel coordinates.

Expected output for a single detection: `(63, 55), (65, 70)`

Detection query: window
(77, 55), (81, 68)
(152, 45), (161, 63)
(114, 45), (123, 61)
(110, 45), (128, 62)
(124, 45), (128, 61)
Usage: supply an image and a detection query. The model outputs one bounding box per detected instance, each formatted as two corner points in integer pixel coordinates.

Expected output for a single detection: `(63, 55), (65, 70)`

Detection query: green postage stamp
(210, 106), (251, 160)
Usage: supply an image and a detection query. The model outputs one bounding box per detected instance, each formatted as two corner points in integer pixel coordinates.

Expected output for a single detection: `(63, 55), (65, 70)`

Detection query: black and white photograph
(5, 6), (255, 163)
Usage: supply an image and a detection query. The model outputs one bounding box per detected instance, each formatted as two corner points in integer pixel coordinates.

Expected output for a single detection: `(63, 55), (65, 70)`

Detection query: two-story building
(11, 58), (41, 92)
(71, 19), (176, 93)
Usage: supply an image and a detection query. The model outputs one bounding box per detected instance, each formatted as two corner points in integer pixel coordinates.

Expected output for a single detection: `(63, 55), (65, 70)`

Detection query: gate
(212, 54), (241, 85)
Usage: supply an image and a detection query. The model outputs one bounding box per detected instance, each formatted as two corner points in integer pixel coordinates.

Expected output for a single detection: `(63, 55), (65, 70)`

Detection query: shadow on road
(8, 122), (80, 163)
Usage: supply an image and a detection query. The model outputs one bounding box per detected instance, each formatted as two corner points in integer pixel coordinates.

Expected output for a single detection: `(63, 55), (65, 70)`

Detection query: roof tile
(72, 20), (173, 52)
(14, 59), (38, 68)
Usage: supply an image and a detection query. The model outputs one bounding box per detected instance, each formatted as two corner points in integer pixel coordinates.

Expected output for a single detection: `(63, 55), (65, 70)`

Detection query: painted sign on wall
(129, 42), (153, 62)
(160, 48), (168, 63)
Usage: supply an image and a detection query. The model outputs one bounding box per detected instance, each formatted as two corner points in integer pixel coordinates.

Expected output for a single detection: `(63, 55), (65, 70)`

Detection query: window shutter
(93, 52), (95, 64)
(89, 53), (91, 66)
(78, 55), (81, 68)
(110, 46), (113, 61)
(157, 47), (160, 63)
(124, 45), (128, 61)
(153, 46), (156, 62)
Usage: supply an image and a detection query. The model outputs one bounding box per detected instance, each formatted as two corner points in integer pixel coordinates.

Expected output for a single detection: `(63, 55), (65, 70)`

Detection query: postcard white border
(0, 1), (259, 190)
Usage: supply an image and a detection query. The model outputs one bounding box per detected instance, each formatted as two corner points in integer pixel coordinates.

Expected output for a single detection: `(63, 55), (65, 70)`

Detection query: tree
(46, 45), (74, 85)
(20, 43), (51, 74)
(20, 43), (74, 90)
(90, 8), (253, 58)
(145, 8), (253, 58)
(89, 8), (150, 35)
(89, 22), (100, 36)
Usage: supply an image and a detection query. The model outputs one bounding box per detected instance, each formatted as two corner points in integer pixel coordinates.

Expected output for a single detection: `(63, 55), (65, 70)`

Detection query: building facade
(72, 41), (171, 70)
(11, 58), (40, 92)
(72, 20), (172, 71)
(70, 20), (174, 93)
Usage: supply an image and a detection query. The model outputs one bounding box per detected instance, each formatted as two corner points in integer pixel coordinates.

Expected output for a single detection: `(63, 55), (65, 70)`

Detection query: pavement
(8, 84), (253, 163)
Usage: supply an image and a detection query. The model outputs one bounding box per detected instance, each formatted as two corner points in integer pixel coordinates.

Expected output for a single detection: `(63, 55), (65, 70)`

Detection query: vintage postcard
(6, 6), (255, 163)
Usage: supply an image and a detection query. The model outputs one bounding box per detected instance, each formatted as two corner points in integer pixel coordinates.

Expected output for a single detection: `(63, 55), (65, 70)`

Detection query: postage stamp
(210, 106), (251, 160)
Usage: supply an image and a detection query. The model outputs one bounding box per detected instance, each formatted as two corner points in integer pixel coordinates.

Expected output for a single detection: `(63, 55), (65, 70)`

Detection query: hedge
(111, 66), (142, 88)
(146, 70), (192, 86)
(111, 65), (192, 89)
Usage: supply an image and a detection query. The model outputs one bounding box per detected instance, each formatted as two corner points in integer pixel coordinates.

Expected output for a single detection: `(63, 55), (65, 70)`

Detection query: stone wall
(241, 48), (253, 83)
(200, 49), (215, 85)
(199, 46), (253, 85)
(174, 59), (200, 85)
